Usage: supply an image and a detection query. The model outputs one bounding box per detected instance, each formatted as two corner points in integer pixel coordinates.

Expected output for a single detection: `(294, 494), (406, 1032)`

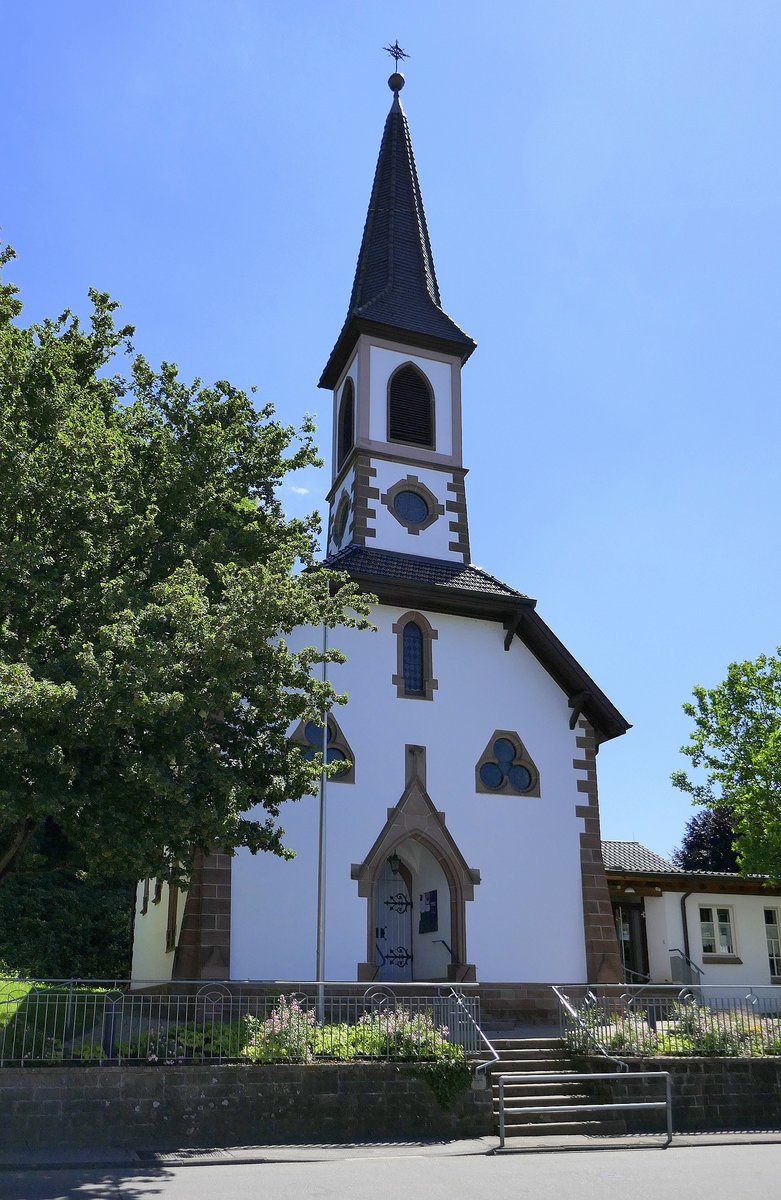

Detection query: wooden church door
(375, 857), (413, 982)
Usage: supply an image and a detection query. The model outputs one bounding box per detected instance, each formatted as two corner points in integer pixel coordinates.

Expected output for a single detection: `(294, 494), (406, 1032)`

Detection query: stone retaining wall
(578, 1056), (781, 1132)
(0, 1063), (493, 1150)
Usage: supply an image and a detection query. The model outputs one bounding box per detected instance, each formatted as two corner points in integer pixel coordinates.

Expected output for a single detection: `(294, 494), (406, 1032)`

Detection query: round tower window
(393, 490), (429, 526)
(333, 496), (350, 545)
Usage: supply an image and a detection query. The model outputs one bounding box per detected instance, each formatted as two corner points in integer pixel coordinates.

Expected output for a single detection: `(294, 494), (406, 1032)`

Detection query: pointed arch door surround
(351, 745), (479, 982)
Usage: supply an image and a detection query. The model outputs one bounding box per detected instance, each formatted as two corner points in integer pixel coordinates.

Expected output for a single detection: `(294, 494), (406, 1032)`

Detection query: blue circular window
(479, 762), (504, 789)
(493, 738), (516, 764)
(508, 764), (532, 792)
(304, 721), (331, 747)
(393, 490), (430, 526)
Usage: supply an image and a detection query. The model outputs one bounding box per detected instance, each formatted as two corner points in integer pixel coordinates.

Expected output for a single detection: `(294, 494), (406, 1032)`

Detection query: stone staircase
(487, 1036), (626, 1139)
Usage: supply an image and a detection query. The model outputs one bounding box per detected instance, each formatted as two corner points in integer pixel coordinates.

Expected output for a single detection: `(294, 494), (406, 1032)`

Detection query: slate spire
(319, 74), (476, 389)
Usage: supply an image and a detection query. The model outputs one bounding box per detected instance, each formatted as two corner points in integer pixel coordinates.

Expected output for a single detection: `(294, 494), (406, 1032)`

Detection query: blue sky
(4, 2), (780, 859)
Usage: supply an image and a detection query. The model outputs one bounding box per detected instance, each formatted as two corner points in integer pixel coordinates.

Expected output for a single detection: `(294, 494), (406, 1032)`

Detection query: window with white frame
(699, 905), (735, 956)
(765, 908), (781, 977)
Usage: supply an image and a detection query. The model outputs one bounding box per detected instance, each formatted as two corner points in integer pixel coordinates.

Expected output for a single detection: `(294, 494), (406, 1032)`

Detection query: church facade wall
(230, 604), (591, 984)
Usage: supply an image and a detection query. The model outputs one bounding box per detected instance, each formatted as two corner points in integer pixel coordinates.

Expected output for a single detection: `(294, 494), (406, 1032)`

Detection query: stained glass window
(403, 622), (424, 694)
(393, 490), (429, 525)
(477, 733), (537, 794)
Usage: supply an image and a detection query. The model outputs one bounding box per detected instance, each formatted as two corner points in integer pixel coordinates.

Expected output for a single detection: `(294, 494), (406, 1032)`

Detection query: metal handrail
(497, 1070), (672, 1149)
(447, 987), (499, 1079)
(552, 986), (629, 1072)
(623, 966), (651, 984)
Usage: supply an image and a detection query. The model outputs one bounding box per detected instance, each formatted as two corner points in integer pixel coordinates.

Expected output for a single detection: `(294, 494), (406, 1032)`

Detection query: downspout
(315, 623), (328, 1023)
(680, 890), (694, 973)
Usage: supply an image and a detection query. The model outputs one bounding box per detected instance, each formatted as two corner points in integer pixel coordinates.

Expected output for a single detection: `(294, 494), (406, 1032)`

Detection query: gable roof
(320, 83), (475, 389)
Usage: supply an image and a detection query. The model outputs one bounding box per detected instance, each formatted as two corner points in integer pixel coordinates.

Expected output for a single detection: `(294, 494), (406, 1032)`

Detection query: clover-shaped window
(475, 731), (539, 797)
(290, 714), (355, 784)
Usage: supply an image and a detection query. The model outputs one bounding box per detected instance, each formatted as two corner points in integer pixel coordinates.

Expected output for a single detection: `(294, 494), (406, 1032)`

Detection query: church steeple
(320, 74), (475, 390)
(323, 73), (475, 566)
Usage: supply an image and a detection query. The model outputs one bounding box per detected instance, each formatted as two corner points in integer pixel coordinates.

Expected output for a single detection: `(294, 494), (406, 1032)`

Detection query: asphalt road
(2, 1143), (781, 1200)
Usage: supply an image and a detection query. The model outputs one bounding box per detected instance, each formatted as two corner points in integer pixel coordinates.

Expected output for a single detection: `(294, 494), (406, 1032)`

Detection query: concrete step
(491, 1051), (571, 1060)
(490, 1038), (565, 1050)
(501, 1119), (626, 1138)
(499, 1089), (590, 1099)
(490, 1060), (577, 1074)
(493, 1093), (591, 1111)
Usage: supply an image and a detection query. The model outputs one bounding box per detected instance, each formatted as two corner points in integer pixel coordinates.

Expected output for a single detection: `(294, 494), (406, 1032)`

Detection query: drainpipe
(680, 891), (694, 980)
(315, 623), (328, 1024)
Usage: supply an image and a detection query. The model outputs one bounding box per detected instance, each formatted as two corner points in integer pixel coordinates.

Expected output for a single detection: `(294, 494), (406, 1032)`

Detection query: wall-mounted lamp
(388, 852), (401, 875)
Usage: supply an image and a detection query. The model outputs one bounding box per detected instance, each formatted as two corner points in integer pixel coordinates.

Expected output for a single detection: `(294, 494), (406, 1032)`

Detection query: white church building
(132, 71), (631, 1013)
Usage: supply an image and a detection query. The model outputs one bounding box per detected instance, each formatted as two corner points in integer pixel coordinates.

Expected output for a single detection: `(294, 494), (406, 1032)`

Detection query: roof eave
(328, 563), (629, 745)
(606, 868), (777, 894)
(319, 315), (477, 390)
(515, 608), (631, 745)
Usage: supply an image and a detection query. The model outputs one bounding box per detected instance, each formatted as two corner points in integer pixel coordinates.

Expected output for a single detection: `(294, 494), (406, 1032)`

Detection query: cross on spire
(383, 40), (410, 66)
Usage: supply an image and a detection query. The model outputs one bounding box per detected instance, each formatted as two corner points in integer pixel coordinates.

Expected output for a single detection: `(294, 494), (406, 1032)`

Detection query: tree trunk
(0, 819), (39, 883)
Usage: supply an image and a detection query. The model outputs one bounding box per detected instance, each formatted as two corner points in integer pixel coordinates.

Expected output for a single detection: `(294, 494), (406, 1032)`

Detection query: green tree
(0, 246), (370, 887)
(671, 806), (739, 872)
(672, 649), (781, 880)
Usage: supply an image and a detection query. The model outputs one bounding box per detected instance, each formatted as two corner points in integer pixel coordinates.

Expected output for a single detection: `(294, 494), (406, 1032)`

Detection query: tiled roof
(322, 545), (528, 599)
(320, 86), (475, 387)
(601, 841), (681, 874)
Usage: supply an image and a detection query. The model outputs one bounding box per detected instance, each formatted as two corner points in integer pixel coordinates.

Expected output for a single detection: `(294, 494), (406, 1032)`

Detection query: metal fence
(555, 984), (781, 1058)
(0, 980), (481, 1067)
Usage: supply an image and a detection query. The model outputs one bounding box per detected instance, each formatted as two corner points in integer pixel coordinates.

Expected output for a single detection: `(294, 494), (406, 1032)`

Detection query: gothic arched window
(403, 622), (424, 694)
(392, 611), (438, 700)
(387, 363), (434, 449)
(337, 378), (355, 469)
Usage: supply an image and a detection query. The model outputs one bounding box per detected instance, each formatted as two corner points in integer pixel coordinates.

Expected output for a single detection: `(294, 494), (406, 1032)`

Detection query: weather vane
(383, 40), (410, 67)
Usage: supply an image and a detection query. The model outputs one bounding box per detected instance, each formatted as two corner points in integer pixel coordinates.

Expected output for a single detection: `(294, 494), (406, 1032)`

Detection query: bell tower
(320, 72), (476, 564)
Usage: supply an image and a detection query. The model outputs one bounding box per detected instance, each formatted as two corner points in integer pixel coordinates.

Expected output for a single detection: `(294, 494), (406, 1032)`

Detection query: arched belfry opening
(351, 746), (479, 982)
(387, 363), (434, 448)
(337, 377), (355, 469)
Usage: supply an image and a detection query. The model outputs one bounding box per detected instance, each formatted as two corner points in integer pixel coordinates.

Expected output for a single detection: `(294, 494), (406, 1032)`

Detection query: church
(131, 70), (630, 1010)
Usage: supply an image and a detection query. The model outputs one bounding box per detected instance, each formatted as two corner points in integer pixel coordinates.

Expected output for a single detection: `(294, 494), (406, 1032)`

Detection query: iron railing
(555, 984), (781, 1058)
(0, 979), (481, 1067)
(497, 1070), (672, 1149)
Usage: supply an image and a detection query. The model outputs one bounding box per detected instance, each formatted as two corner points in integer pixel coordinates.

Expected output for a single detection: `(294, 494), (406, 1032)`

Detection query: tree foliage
(0, 823), (133, 978)
(671, 806), (739, 873)
(0, 246), (371, 887)
(672, 649), (781, 880)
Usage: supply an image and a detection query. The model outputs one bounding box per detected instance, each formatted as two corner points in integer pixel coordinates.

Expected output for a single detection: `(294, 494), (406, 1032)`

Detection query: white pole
(315, 622), (328, 1023)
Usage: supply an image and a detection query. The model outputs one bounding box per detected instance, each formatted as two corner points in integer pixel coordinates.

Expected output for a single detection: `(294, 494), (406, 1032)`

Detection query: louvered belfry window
(402, 622), (425, 694)
(388, 364), (434, 448)
(338, 378), (355, 468)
